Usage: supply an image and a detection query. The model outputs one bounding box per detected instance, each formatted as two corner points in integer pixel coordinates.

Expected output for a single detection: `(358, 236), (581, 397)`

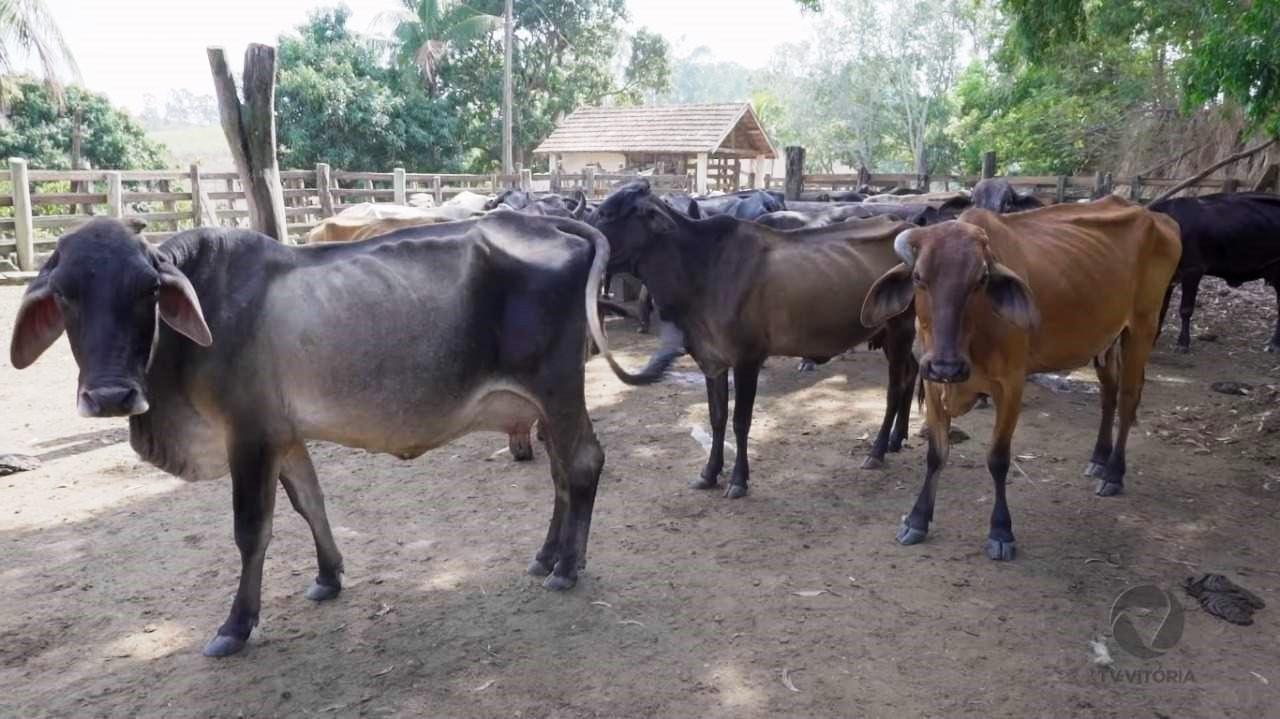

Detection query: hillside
(145, 124), (234, 170)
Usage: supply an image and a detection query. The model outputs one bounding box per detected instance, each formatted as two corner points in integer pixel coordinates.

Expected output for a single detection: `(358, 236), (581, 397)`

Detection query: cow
(587, 180), (920, 498)
(9, 214), (617, 656)
(969, 178), (1044, 214)
(860, 196), (1181, 560)
(663, 189), (786, 221)
(1148, 191), (1280, 353)
(486, 189), (589, 219)
(305, 199), (483, 244)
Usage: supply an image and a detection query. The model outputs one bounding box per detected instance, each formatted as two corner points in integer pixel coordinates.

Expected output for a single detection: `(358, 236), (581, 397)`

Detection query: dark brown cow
(588, 181), (920, 498)
(861, 196), (1181, 560)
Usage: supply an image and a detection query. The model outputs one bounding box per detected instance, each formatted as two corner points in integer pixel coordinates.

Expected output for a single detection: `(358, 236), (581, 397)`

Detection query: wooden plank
(121, 191), (191, 203)
(10, 158), (35, 271)
(333, 171), (395, 182)
(217, 208), (251, 219)
(32, 214), (93, 228)
(126, 211), (192, 223)
(279, 170), (316, 181)
(27, 169), (107, 182)
(207, 191), (248, 201)
(115, 170), (188, 181)
(332, 188), (395, 198)
(29, 192), (109, 205)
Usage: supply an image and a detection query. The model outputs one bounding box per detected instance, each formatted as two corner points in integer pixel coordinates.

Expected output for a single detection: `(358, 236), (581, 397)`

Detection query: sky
(40, 0), (813, 114)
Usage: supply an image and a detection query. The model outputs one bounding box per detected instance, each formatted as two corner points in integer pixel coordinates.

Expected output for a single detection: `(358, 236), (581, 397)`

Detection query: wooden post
(1055, 175), (1068, 203)
(1092, 171), (1105, 198)
(550, 168), (562, 194)
(981, 151), (997, 180)
(490, 173), (499, 194)
(432, 175), (443, 206)
(106, 171), (123, 219)
(315, 163), (334, 217)
(9, 158), (34, 271)
(1130, 175), (1143, 201)
(393, 167), (407, 205)
(208, 45), (289, 242)
(1103, 173), (1113, 196)
(917, 172), (930, 192)
(857, 164), (871, 190)
(695, 152), (710, 195)
(584, 167), (596, 199)
(1222, 177), (1239, 193)
(783, 146), (804, 201)
(520, 168), (533, 191)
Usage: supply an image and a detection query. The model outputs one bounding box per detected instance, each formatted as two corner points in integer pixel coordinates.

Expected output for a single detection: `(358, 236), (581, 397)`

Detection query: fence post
(491, 172), (499, 194)
(1055, 175), (1068, 203)
(584, 167), (596, 199)
(190, 163), (204, 225)
(917, 172), (930, 192)
(106, 171), (123, 218)
(432, 175), (443, 206)
(9, 158), (34, 271)
(550, 168), (562, 194)
(857, 164), (871, 190)
(1092, 171), (1105, 198)
(315, 163), (334, 217)
(1222, 177), (1239, 193)
(784, 146), (805, 201)
(981, 151), (997, 180)
(393, 167), (407, 205)
(1130, 175), (1143, 201)
(520, 168), (533, 192)
(1103, 173), (1113, 196)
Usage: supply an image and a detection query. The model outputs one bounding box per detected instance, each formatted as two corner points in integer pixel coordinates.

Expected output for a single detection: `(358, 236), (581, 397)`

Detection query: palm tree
(379, 0), (500, 95)
(0, 0), (78, 89)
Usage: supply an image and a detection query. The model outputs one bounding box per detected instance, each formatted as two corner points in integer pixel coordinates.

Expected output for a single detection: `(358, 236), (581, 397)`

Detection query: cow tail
(581, 223), (673, 386)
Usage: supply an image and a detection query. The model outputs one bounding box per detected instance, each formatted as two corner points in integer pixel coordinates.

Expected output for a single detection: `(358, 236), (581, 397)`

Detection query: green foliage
(275, 7), (459, 172)
(662, 48), (753, 104)
(0, 0), (78, 89)
(0, 79), (165, 169)
(618, 29), (671, 105)
(1182, 0), (1280, 136)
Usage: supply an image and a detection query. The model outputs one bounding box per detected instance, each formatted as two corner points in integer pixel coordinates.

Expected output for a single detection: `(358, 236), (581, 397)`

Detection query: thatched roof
(533, 103), (777, 158)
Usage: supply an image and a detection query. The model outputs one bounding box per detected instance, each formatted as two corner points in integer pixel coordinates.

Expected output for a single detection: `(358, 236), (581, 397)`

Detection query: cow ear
(861, 264), (915, 327)
(986, 263), (1039, 332)
(156, 263), (213, 346)
(686, 201), (701, 220)
(10, 270), (65, 369)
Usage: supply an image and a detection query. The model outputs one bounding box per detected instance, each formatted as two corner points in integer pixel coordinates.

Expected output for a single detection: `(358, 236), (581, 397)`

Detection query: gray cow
(10, 215), (616, 657)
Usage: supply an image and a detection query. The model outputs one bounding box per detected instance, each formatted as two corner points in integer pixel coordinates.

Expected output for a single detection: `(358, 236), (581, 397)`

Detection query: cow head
(860, 221), (1038, 384)
(9, 218), (212, 417)
(588, 180), (682, 269)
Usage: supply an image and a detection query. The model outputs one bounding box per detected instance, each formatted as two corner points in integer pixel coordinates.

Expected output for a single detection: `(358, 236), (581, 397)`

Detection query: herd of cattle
(8, 175), (1280, 657)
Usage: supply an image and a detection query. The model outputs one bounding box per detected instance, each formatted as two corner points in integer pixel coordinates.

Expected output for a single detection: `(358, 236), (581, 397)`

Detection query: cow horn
(893, 229), (917, 266)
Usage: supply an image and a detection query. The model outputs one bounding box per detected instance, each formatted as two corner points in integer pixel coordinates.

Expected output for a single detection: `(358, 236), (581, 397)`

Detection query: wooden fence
(0, 159), (691, 272)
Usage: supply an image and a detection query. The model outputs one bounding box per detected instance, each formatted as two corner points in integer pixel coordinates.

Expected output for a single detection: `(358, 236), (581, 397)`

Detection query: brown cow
(861, 196), (1181, 560)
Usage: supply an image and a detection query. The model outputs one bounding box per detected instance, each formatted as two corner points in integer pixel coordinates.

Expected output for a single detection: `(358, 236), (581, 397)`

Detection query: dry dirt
(1, 279), (1278, 719)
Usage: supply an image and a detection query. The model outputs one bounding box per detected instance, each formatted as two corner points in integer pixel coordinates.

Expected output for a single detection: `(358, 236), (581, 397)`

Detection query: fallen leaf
(618, 619), (645, 627)
(591, 601), (613, 608)
(792, 590), (828, 597)
(472, 679), (496, 692)
(782, 667), (802, 693)
(372, 665), (394, 677)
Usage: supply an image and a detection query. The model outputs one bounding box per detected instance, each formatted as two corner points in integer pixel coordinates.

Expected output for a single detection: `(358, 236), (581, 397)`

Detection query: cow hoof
(896, 518), (928, 545)
(796, 359), (817, 372)
(1266, 343), (1280, 354)
(689, 476), (719, 490)
(202, 634), (248, 658)
(861, 455), (884, 470)
(1174, 344), (1191, 354)
(527, 559), (553, 577)
(304, 580), (341, 602)
(510, 448), (534, 462)
(984, 538), (1016, 561)
(1082, 461), (1107, 478)
(542, 573), (577, 591)
(723, 484), (748, 499)
(1095, 480), (1124, 497)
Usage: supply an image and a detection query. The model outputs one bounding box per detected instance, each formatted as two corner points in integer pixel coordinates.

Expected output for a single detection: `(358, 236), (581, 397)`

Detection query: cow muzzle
(922, 357), (970, 384)
(78, 383), (149, 417)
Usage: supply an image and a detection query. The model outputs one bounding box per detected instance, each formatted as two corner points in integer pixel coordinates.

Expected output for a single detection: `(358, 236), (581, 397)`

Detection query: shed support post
(696, 152), (710, 195)
(9, 158), (33, 271)
(784, 146), (804, 201)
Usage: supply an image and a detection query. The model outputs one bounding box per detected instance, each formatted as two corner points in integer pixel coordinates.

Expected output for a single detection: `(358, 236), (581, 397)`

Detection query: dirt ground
(1, 279), (1277, 719)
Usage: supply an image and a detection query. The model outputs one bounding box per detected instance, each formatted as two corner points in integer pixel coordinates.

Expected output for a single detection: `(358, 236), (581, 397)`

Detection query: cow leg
(1157, 283), (1174, 341)
(984, 381), (1023, 561)
(528, 475), (566, 579)
(865, 318), (917, 467)
(279, 444), (344, 602)
(1098, 326), (1153, 496)
(724, 361), (762, 499)
(898, 383), (950, 545)
(204, 439), (281, 657)
(1175, 274), (1202, 352)
(636, 287), (653, 334)
(539, 408), (605, 591)
(1084, 343), (1121, 478)
(691, 372), (729, 490)
(508, 426), (534, 461)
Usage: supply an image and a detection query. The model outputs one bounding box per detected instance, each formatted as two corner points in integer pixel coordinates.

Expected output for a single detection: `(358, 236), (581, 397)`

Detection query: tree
(435, 0), (669, 170)
(380, 0), (501, 96)
(0, 78), (164, 169)
(0, 0), (78, 95)
(612, 29), (671, 105)
(275, 7), (459, 172)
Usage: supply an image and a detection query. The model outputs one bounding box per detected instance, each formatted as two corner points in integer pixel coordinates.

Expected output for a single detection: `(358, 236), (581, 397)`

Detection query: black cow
(9, 215), (614, 657)
(588, 181), (919, 498)
(486, 189), (588, 219)
(970, 178), (1044, 214)
(1149, 192), (1280, 352)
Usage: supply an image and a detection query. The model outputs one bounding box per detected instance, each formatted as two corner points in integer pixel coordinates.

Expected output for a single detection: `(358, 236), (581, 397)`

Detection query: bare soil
(1, 279), (1277, 718)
